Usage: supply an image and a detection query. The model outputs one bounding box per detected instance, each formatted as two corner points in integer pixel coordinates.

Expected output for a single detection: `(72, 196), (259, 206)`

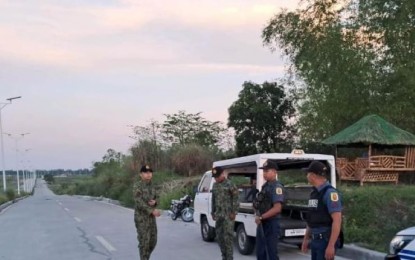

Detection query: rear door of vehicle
(194, 172), (213, 222)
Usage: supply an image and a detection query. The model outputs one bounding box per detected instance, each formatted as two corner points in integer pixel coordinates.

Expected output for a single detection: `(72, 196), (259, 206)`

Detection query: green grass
(0, 176), (25, 203)
(339, 184), (415, 252)
(0, 176), (32, 205)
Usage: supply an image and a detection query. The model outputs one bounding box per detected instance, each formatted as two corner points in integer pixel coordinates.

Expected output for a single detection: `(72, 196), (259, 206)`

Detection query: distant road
(0, 180), (350, 260)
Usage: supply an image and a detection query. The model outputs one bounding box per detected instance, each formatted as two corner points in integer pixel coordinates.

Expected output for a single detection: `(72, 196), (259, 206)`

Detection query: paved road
(0, 180), (351, 260)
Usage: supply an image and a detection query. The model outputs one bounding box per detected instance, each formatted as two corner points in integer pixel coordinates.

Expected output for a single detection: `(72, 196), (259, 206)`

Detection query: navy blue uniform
(307, 182), (342, 260)
(256, 180), (284, 260)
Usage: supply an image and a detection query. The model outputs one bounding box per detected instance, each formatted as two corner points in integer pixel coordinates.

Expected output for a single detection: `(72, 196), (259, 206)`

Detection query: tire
(201, 216), (215, 242)
(170, 205), (178, 220)
(181, 207), (194, 222)
(171, 212), (178, 220)
(236, 224), (255, 255)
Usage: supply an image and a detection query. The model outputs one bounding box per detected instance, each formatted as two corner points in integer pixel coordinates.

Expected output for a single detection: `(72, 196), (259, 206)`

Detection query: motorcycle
(168, 194), (194, 222)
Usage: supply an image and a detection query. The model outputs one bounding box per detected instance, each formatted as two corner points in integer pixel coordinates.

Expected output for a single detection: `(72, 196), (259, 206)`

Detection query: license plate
(285, 228), (306, 237)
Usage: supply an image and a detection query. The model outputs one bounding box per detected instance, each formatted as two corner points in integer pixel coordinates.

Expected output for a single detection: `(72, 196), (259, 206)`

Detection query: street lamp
(5, 132), (30, 195)
(21, 148), (31, 192)
(0, 96), (21, 192)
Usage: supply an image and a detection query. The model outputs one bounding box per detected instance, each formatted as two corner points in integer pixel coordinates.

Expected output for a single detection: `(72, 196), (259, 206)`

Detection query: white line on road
(74, 217), (81, 222)
(58, 202), (62, 205)
(96, 236), (116, 252)
(64, 208), (70, 211)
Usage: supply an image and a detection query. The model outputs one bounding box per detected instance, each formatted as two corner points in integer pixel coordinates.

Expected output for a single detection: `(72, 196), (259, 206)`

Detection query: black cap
(305, 161), (327, 176)
(140, 165), (153, 173)
(259, 160), (279, 171)
(212, 166), (224, 178)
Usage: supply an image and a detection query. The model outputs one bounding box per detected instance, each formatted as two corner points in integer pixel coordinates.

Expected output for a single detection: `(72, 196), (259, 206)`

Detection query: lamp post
(5, 132), (30, 195)
(22, 149), (31, 192)
(0, 96), (22, 192)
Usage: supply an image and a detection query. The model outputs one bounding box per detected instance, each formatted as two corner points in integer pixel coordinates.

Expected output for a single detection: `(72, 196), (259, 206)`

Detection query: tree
(354, 0), (415, 131)
(228, 81), (296, 155)
(262, 0), (415, 141)
(92, 149), (124, 177)
(171, 144), (214, 177)
(130, 140), (164, 171)
(162, 110), (225, 148)
(129, 120), (164, 169)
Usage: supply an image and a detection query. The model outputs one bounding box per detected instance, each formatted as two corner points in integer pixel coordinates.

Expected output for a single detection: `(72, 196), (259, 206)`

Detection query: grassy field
(0, 176), (29, 204)
(339, 184), (415, 252)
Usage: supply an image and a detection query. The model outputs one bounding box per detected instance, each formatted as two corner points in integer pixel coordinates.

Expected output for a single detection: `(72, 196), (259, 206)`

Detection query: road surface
(0, 180), (351, 260)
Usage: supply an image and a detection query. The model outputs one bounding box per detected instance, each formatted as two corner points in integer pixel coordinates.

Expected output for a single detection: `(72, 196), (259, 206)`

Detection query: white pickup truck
(193, 150), (337, 255)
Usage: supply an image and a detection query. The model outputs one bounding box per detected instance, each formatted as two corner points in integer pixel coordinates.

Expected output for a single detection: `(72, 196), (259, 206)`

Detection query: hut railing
(369, 155), (406, 169)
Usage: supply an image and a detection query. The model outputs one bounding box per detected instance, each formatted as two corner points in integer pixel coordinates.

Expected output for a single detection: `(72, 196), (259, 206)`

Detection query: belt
(311, 232), (329, 240)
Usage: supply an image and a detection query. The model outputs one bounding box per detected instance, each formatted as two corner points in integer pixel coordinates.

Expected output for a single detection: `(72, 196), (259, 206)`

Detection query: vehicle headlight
(389, 235), (415, 254)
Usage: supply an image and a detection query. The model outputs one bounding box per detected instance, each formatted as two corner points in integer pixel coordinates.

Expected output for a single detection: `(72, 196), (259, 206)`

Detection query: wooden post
(368, 144), (372, 169)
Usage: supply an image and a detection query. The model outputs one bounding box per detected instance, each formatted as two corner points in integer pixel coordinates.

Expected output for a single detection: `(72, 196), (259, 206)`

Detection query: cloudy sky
(0, 0), (298, 170)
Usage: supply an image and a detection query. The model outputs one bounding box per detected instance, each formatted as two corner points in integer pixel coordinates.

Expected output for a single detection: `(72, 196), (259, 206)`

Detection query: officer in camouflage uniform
(254, 160), (285, 260)
(133, 165), (161, 260)
(211, 166), (239, 260)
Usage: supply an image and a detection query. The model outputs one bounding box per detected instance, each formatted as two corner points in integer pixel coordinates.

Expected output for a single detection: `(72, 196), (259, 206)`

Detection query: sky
(0, 0), (299, 170)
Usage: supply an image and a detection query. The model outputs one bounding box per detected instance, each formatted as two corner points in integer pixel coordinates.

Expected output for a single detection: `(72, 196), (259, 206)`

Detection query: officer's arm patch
(330, 192), (339, 202)
(276, 187), (283, 195)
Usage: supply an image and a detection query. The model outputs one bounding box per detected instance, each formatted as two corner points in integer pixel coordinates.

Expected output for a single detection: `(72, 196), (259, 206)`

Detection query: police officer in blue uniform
(301, 161), (343, 260)
(254, 160), (284, 260)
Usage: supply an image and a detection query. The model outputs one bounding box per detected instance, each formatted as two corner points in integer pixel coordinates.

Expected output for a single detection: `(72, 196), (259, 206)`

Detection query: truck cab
(193, 150), (336, 255)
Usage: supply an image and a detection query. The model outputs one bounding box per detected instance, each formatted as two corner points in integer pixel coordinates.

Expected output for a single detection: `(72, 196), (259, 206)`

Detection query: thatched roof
(322, 114), (415, 146)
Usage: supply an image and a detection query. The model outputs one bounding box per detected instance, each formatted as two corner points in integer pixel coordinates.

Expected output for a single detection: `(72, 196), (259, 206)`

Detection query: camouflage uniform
(211, 178), (239, 260)
(133, 179), (158, 260)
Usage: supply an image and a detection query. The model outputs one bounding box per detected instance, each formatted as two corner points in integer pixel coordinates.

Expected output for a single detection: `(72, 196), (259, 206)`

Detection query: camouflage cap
(211, 166), (224, 178)
(140, 165), (153, 173)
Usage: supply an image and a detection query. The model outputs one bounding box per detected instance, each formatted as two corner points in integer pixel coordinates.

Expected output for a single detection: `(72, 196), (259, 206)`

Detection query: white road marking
(58, 202), (62, 205)
(96, 236), (116, 252)
(74, 217), (81, 222)
(64, 208), (69, 211)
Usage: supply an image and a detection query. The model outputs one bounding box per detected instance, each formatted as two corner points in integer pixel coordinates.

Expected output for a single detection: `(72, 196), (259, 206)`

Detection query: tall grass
(340, 184), (415, 252)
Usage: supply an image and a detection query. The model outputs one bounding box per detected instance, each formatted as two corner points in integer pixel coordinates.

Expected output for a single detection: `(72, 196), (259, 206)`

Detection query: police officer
(133, 165), (161, 260)
(301, 161), (343, 260)
(255, 160), (285, 260)
(211, 166), (239, 260)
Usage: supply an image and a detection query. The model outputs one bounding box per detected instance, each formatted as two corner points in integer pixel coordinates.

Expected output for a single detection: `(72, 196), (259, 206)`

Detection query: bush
(44, 174), (54, 184)
(0, 194), (7, 205)
(119, 188), (135, 207)
(5, 188), (15, 201)
(341, 185), (415, 252)
(171, 144), (214, 177)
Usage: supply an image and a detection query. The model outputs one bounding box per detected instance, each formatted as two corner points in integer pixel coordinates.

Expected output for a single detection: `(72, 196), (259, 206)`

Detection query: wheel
(236, 224), (255, 255)
(170, 205), (178, 220)
(171, 212), (178, 220)
(181, 207), (194, 222)
(201, 216), (215, 242)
